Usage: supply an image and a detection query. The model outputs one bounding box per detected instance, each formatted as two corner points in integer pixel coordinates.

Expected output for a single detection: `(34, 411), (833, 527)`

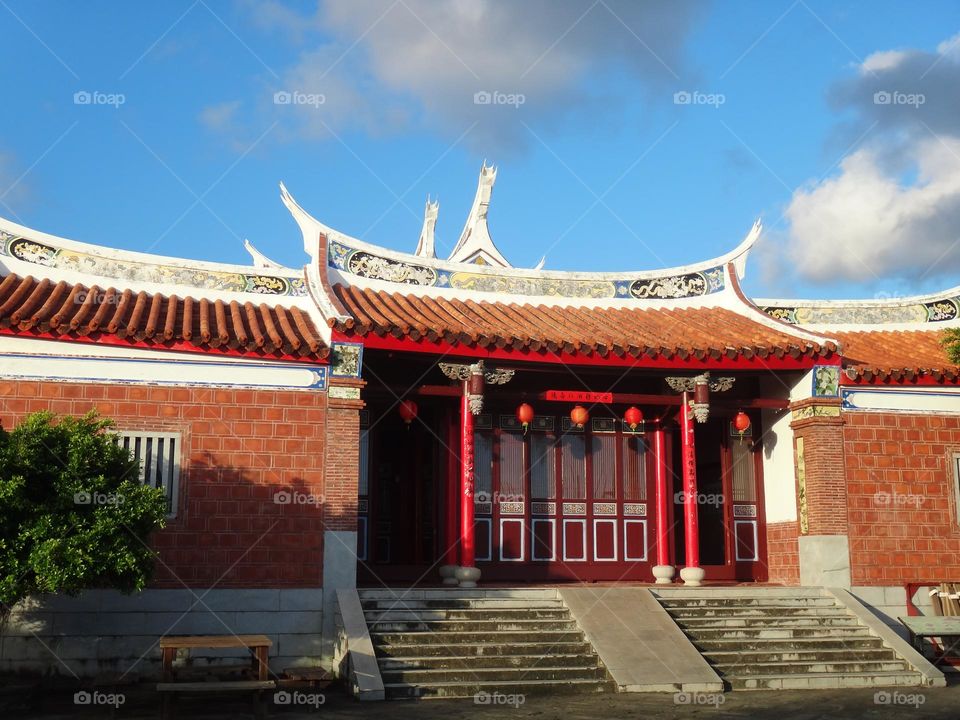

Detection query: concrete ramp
(559, 587), (723, 693)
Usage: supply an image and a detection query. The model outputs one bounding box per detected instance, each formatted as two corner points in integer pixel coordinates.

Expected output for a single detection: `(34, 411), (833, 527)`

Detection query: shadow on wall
(0, 452), (358, 680)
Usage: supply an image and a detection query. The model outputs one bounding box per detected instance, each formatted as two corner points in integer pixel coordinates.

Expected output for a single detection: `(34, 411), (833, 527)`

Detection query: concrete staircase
(359, 588), (615, 700)
(655, 587), (927, 690)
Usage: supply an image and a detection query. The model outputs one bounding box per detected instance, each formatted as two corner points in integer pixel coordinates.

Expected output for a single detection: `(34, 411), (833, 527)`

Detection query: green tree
(0, 411), (167, 618)
(942, 328), (960, 365)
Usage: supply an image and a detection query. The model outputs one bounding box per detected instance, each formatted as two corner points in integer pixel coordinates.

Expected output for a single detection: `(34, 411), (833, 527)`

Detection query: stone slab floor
(3, 679), (958, 719)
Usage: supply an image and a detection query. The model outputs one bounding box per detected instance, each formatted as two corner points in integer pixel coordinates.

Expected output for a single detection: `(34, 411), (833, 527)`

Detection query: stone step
(383, 678), (614, 700)
(666, 605), (846, 618)
(674, 616), (861, 630)
(693, 637), (887, 653)
(373, 641), (596, 658)
(358, 589), (559, 601)
(711, 660), (911, 676)
(705, 647), (899, 664)
(368, 619), (579, 633)
(658, 597), (836, 608)
(361, 598), (565, 611)
(381, 665), (608, 685)
(364, 608), (572, 622)
(373, 630), (586, 646)
(684, 626), (872, 641)
(726, 671), (924, 691)
(379, 653), (597, 671)
(653, 587), (826, 600)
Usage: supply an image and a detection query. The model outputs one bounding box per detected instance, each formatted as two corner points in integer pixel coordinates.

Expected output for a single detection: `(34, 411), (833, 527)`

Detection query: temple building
(0, 164), (957, 690)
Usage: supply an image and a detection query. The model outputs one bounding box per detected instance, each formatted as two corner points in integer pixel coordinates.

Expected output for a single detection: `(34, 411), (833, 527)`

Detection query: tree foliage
(0, 412), (167, 616)
(942, 328), (960, 365)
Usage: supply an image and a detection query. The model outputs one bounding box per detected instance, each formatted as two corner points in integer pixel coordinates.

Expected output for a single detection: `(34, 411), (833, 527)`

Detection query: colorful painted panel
(330, 342), (364, 377)
(812, 365), (840, 397)
(0, 233), (306, 296)
(328, 239), (725, 300)
(762, 298), (960, 325)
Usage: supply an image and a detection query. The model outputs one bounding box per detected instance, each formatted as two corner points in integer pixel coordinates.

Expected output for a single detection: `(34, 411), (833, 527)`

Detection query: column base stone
(680, 567), (706, 586)
(652, 565), (676, 584)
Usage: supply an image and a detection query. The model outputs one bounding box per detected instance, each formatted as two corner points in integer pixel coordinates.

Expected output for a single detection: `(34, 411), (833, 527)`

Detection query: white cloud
(785, 139), (960, 284)
(860, 49), (908, 74)
(782, 33), (960, 288)
(207, 0), (703, 151)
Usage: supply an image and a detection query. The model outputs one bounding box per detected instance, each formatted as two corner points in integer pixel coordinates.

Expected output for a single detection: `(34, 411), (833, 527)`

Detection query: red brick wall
(0, 379), (333, 588)
(790, 400), (848, 536)
(845, 411), (960, 585)
(766, 520), (800, 585)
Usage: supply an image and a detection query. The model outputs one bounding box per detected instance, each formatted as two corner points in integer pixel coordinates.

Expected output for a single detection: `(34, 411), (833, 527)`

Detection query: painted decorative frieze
(629, 268), (724, 300)
(0, 232), (306, 296)
(328, 239), (726, 300)
(328, 386), (360, 400)
(450, 272), (615, 298)
(762, 297), (960, 325)
(791, 404), (841, 420)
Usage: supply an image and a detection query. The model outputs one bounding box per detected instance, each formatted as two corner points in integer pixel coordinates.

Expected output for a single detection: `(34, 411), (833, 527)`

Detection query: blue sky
(1, 1), (958, 300)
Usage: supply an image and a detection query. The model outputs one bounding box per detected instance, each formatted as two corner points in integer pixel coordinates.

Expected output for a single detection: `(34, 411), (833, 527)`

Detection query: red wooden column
(679, 391), (705, 585)
(439, 409), (460, 585)
(456, 381), (480, 587)
(651, 422), (675, 583)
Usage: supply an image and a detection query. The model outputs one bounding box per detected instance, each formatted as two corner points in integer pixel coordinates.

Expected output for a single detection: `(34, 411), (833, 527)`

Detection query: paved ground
(3, 678), (960, 719)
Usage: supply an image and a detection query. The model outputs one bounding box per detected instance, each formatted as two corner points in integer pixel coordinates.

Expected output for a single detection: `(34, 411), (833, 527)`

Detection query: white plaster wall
(761, 407), (798, 524)
(759, 371), (810, 524)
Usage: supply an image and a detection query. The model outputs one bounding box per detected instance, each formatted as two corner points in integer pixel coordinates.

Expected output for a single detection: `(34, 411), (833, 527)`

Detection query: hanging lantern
(398, 400), (418, 428)
(624, 406), (644, 431)
(733, 411), (751, 443)
(516, 402), (534, 434)
(570, 405), (589, 429)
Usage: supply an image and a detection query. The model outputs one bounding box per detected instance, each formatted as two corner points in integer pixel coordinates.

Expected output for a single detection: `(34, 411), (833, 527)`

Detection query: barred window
(116, 431), (182, 517)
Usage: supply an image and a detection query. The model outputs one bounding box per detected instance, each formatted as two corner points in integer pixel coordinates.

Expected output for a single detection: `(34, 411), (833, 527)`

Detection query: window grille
(116, 431), (182, 517)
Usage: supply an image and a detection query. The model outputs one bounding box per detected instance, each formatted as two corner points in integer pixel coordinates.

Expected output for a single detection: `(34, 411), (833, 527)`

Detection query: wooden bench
(156, 635), (275, 719)
(899, 616), (960, 665)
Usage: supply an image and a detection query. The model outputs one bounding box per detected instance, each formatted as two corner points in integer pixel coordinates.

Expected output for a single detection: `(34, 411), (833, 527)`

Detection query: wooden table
(159, 634), (272, 682)
(157, 635), (274, 719)
(899, 616), (960, 664)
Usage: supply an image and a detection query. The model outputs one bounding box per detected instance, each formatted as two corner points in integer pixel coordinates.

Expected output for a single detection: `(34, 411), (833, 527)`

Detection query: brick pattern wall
(790, 400), (848, 535)
(322, 381), (364, 533)
(845, 411), (960, 586)
(0, 379), (332, 588)
(766, 520), (800, 585)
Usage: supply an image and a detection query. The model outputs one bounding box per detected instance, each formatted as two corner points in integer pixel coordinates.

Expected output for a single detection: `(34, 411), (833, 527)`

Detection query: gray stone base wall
(850, 586), (934, 642)
(0, 588), (323, 679)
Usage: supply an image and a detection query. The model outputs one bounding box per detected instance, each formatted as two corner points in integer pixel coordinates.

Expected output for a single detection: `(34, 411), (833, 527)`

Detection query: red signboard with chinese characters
(544, 390), (613, 403)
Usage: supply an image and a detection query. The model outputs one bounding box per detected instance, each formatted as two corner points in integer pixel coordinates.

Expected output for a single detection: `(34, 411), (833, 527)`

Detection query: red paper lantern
(516, 402), (534, 433)
(570, 405), (589, 428)
(624, 406), (643, 431)
(733, 411), (751, 439)
(398, 400), (418, 427)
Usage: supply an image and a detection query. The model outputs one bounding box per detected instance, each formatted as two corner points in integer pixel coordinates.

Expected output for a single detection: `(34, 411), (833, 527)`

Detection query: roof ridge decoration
(243, 239), (289, 270)
(0, 217), (306, 297)
(447, 162), (511, 267)
(757, 284), (960, 327)
(723, 260), (841, 354)
(415, 197), (439, 259)
(282, 174), (762, 305)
